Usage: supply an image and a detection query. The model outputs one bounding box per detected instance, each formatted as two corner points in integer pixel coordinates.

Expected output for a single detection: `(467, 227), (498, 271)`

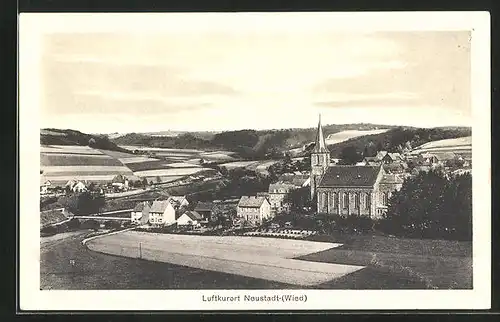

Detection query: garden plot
(86, 231), (364, 286)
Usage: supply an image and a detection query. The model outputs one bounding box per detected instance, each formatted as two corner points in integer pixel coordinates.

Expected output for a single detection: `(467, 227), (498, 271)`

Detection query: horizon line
(41, 122), (472, 135)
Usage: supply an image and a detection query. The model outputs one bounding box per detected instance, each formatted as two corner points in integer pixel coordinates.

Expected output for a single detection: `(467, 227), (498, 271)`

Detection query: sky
(41, 30), (471, 133)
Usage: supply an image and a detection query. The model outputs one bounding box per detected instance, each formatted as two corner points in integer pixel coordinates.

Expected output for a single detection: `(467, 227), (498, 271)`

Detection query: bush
(56, 223), (69, 233)
(40, 225), (57, 236)
(81, 219), (100, 230)
(66, 218), (81, 230)
(104, 220), (122, 229)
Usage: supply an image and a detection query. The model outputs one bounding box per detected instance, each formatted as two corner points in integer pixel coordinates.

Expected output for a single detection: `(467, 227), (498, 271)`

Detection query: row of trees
(378, 170), (472, 240)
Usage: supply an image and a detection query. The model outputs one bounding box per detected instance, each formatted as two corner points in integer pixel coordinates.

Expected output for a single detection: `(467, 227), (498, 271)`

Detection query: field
(411, 136), (472, 156)
(41, 145), (137, 186)
(41, 232), (298, 290)
(325, 129), (390, 145)
(81, 231), (472, 289)
(414, 136), (472, 150)
(42, 230), (469, 289)
(86, 231), (364, 286)
(133, 167), (215, 178)
(302, 234), (472, 289)
(219, 161), (260, 169)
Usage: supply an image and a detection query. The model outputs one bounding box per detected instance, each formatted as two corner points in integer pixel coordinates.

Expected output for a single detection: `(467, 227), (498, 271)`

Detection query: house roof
(238, 196), (268, 208)
(133, 201), (150, 212)
(183, 211), (203, 221)
(383, 162), (408, 172)
(278, 174), (310, 187)
(149, 200), (173, 213)
(421, 153), (437, 159)
(168, 196), (187, 203)
(269, 182), (297, 192)
(318, 165), (381, 188)
(388, 153), (402, 160)
(380, 174), (404, 184)
(167, 196), (187, 207)
(375, 151), (388, 160)
(364, 156), (378, 162)
(194, 201), (214, 212)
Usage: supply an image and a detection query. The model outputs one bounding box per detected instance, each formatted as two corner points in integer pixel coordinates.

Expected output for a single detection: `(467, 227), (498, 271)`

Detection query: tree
(378, 170), (472, 240)
(88, 138), (96, 146)
(283, 186), (311, 212)
(64, 191), (105, 215)
(66, 218), (81, 230)
(339, 146), (362, 165)
(81, 219), (100, 230)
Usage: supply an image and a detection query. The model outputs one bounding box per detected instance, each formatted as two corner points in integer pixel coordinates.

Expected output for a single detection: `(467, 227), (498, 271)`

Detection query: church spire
(313, 113), (328, 153)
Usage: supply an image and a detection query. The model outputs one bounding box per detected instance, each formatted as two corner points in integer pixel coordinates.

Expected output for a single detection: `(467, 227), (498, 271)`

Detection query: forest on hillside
(42, 125), (471, 160)
(327, 126), (472, 158)
(40, 128), (132, 153)
(112, 124), (400, 156)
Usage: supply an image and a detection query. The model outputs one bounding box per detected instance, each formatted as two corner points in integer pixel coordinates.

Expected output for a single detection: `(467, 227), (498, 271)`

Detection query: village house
(148, 200), (176, 227)
(167, 195), (190, 210)
(267, 174), (310, 215)
(237, 196), (272, 226)
(310, 115), (404, 219)
(267, 182), (298, 214)
(176, 210), (203, 227)
(420, 153), (440, 165)
(40, 180), (51, 194)
(65, 180), (87, 193)
(194, 201), (215, 222)
(363, 151), (404, 166)
(131, 201), (151, 225)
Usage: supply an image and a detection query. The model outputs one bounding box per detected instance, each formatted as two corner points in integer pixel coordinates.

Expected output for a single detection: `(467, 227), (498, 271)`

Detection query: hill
(326, 126), (472, 158)
(112, 124), (401, 159)
(41, 128), (132, 154)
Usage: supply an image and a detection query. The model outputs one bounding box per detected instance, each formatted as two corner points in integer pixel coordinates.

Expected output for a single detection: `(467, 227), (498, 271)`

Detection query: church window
(354, 193), (359, 209)
(343, 193), (348, 209)
(332, 192), (337, 208)
(382, 192), (388, 206)
(365, 193), (370, 210)
(322, 192), (328, 209)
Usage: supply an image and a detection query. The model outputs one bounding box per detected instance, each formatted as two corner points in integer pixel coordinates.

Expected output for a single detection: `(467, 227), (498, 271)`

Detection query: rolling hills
(110, 124), (471, 159)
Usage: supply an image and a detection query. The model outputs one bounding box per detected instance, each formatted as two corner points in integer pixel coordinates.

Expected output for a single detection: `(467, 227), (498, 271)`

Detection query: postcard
(19, 11), (490, 311)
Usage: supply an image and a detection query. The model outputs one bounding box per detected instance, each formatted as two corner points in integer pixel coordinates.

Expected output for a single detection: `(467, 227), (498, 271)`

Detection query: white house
(167, 196), (190, 210)
(72, 181), (87, 193)
(237, 196), (272, 226)
(148, 200), (176, 227)
(40, 180), (51, 194)
(176, 210), (203, 227)
(131, 201), (151, 225)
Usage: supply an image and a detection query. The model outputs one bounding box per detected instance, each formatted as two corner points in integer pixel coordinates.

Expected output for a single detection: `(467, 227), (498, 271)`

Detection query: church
(310, 116), (403, 219)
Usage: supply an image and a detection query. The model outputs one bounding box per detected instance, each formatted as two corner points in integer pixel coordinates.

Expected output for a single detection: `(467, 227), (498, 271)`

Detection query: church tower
(310, 114), (331, 199)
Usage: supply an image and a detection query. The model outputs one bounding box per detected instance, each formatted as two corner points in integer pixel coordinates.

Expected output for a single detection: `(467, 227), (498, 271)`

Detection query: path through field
(86, 231), (365, 286)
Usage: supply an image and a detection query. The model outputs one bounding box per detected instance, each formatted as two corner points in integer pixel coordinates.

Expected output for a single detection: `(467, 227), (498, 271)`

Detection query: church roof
(313, 114), (329, 153)
(238, 196), (268, 208)
(318, 165), (381, 188)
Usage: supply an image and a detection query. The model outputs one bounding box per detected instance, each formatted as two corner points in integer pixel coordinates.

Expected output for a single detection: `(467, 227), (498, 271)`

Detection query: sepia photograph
(19, 12), (490, 310)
